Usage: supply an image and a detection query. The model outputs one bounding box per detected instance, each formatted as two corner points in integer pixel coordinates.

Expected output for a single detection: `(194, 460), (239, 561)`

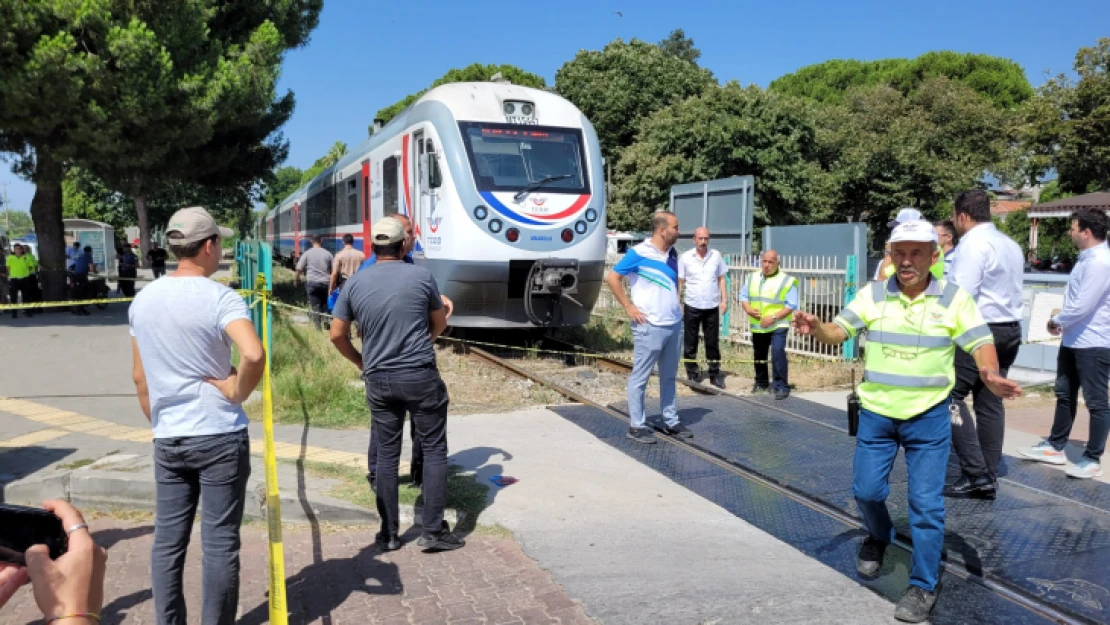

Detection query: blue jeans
(152, 430), (251, 625)
(854, 402), (950, 592)
(752, 328), (789, 391)
(628, 321), (681, 429)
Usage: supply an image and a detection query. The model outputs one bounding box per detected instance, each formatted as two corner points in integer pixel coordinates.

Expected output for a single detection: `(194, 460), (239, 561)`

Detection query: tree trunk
(29, 152), (67, 302)
(134, 194), (150, 268)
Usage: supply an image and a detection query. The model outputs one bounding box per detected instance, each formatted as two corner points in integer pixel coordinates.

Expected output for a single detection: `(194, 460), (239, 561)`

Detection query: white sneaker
(1066, 459), (1104, 479)
(1017, 441), (1067, 465)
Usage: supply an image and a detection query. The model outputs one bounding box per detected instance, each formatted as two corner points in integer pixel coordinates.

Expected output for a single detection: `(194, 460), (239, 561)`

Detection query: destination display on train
(480, 128), (566, 142)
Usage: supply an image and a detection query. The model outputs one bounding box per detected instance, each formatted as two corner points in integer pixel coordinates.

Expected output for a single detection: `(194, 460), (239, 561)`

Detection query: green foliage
(299, 141), (347, 187)
(372, 63), (547, 130)
(999, 208), (1077, 263)
(770, 51), (1034, 109)
(657, 29), (701, 64)
(815, 77), (1007, 241)
(555, 39), (716, 159)
(263, 165), (305, 208)
(611, 83), (825, 230)
(0, 210), (33, 238)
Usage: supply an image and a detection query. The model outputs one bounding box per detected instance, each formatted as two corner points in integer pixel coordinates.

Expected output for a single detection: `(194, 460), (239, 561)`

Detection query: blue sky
(3, 0), (1108, 213)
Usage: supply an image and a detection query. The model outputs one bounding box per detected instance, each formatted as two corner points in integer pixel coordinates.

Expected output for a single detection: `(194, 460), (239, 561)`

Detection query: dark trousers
(684, 305), (721, 376)
(119, 269), (137, 297)
(71, 273), (89, 313)
(8, 277), (33, 317)
(949, 322), (1022, 480)
(153, 265), (166, 279)
(365, 366), (450, 537)
(1047, 346), (1110, 462)
(752, 328), (789, 390)
(152, 430), (251, 625)
(367, 416), (423, 487)
(305, 282), (329, 329)
(25, 274), (40, 303)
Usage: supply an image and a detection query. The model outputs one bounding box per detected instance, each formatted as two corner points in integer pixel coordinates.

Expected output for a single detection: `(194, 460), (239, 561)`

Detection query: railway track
(454, 336), (1091, 625)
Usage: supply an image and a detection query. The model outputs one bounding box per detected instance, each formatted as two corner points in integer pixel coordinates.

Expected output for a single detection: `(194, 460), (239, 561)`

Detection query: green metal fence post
(843, 254), (858, 359)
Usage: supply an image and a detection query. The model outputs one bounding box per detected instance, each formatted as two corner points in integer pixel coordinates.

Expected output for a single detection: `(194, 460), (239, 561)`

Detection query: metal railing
(596, 254), (853, 360)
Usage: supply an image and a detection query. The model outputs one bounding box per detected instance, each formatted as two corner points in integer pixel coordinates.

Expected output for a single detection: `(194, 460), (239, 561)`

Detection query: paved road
(2, 521), (595, 625)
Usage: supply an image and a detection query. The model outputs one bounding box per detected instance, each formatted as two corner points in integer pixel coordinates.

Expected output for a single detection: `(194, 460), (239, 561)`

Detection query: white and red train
(264, 81), (607, 328)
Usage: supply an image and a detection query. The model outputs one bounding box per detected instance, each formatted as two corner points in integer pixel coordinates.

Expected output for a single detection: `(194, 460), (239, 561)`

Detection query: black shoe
(774, 387), (790, 400)
(856, 536), (887, 577)
(709, 375), (726, 390)
(10, 312), (16, 319)
(751, 384), (770, 395)
(417, 530), (465, 552)
(626, 427), (657, 444)
(943, 474), (996, 499)
(687, 371), (703, 383)
(375, 531), (402, 551)
(658, 423), (693, 439)
(894, 585), (937, 623)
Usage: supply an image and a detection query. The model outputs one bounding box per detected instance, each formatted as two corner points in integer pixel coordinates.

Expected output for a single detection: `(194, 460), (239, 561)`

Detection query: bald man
(678, 227), (728, 388)
(739, 250), (798, 399)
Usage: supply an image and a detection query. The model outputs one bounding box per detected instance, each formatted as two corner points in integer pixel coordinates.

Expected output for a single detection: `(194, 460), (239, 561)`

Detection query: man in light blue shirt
(1020, 208), (1110, 479)
(605, 211), (691, 443)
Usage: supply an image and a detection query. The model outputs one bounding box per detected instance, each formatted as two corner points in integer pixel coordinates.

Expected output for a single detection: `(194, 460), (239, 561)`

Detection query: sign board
(763, 223), (869, 292)
(1027, 292), (1064, 346)
(669, 176), (754, 256)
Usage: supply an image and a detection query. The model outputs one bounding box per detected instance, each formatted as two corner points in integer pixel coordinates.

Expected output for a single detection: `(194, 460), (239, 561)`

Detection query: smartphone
(0, 503), (68, 565)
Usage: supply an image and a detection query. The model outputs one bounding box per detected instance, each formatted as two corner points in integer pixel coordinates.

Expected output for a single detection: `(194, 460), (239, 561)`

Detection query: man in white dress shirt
(944, 190), (1025, 499)
(678, 227), (728, 388)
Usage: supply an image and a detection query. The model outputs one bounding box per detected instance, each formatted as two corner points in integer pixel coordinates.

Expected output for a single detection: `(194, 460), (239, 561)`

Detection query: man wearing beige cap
(330, 217), (462, 553)
(129, 206), (265, 624)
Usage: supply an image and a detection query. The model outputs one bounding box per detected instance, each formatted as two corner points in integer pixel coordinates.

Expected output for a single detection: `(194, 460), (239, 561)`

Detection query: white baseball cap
(889, 220), (939, 244)
(888, 208), (923, 229)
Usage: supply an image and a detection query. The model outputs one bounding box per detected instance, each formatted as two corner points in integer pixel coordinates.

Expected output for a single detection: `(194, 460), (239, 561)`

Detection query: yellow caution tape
(257, 275), (288, 625)
(0, 297), (134, 311)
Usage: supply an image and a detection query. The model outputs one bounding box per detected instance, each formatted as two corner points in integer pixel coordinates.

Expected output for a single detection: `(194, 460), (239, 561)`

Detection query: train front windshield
(459, 122), (590, 194)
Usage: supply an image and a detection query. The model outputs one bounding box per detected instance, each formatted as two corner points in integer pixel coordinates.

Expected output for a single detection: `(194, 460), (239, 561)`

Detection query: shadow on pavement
(448, 446), (512, 534)
(0, 446), (75, 502)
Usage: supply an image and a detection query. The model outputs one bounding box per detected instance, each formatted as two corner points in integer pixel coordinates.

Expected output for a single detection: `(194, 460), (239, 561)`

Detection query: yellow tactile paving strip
(0, 397), (381, 470)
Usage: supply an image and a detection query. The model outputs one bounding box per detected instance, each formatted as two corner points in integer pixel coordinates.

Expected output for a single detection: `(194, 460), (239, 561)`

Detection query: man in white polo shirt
(678, 227), (728, 388)
(605, 211), (692, 443)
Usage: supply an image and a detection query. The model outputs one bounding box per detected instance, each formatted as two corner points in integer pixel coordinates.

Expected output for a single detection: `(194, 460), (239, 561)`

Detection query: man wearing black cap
(329, 217), (462, 552)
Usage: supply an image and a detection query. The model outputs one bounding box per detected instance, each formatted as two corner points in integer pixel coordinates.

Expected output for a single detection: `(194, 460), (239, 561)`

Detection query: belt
(987, 321), (1021, 328)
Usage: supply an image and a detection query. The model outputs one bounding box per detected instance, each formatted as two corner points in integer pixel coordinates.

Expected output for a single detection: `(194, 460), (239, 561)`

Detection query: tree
(263, 166), (305, 209)
(371, 64), (546, 131)
(299, 141), (347, 186)
(555, 39), (716, 159)
(815, 77), (1008, 241)
(0, 1), (321, 296)
(769, 52), (1034, 109)
(657, 29), (701, 65)
(610, 82), (826, 230)
(0, 209), (33, 238)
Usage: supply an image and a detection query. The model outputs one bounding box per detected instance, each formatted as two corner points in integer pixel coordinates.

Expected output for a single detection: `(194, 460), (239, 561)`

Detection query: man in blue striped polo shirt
(605, 211), (693, 443)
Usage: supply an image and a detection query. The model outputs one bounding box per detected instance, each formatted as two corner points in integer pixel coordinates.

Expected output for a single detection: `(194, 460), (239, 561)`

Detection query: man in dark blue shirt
(71, 246), (96, 315)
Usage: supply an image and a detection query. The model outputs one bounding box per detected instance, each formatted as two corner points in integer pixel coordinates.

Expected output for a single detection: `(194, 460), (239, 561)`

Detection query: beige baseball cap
(372, 217), (405, 244)
(166, 206), (234, 244)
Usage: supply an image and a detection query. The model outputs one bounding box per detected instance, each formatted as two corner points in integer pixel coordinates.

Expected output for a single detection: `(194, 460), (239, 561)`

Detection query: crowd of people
(605, 192), (1109, 623)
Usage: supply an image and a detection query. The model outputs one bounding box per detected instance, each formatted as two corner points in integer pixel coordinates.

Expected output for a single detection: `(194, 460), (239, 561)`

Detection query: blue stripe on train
(272, 236), (366, 253)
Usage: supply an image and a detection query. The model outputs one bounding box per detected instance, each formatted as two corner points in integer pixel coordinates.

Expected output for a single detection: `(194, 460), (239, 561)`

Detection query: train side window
(346, 179), (358, 225)
(382, 157), (399, 216)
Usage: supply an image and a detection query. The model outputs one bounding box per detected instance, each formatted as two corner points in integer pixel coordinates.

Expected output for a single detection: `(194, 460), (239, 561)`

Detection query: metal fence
(595, 254), (854, 360)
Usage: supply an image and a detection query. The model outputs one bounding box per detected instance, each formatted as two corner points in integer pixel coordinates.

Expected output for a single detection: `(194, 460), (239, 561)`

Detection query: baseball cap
(889, 220), (939, 244)
(372, 217), (405, 244)
(887, 207), (923, 229)
(166, 207), (234, 244)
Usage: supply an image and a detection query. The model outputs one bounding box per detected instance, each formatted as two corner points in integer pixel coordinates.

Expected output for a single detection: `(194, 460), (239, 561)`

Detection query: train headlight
(503, 102), (516, 115)
(506, 228), (520, 243)
(474, 206), (488, 220)
(585, 208), (598, 222)
(574, 220), (587, 235)
(561, 229), (573, 243)
(488, 219), (503, 234)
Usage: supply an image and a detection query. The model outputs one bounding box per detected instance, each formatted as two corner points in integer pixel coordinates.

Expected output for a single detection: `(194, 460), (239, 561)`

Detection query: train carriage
(266, 80), (607, 328)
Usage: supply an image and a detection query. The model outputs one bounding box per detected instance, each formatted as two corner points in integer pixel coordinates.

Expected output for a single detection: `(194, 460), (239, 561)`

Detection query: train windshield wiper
(513, 174), (573, 202)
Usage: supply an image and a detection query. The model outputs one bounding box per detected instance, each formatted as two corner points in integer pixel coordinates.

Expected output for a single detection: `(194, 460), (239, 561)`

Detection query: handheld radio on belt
(847, 369), (860, 437)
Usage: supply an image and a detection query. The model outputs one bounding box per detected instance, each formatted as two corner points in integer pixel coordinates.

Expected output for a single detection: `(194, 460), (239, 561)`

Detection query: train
(264, 80), (607, 328)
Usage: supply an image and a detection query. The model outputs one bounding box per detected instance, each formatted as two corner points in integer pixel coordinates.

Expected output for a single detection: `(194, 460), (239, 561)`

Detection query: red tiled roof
(991, 200), (1032, 215)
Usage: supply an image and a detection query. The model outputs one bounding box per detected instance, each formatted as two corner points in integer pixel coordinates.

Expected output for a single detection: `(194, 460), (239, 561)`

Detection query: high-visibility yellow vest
(746, 271), (797, 333)
(5, 254), (31, 279)
(833, 277), (993, 419)
(883, 244), (945, 281)
(24, 252), (37, 273)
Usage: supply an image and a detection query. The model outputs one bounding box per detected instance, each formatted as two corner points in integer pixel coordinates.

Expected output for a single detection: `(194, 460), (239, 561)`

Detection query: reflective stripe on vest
(748, 271), (795, 333)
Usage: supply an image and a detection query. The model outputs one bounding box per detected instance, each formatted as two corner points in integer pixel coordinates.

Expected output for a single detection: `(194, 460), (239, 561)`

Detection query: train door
(411, 130), (425, 255)
(292, 201), (301, 259)
(361, 160), (371, 253)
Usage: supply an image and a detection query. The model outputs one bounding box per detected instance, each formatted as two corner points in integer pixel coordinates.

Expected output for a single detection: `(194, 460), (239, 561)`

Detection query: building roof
(991, 200), (1032, 215)
(1029, 191), (1110, 218)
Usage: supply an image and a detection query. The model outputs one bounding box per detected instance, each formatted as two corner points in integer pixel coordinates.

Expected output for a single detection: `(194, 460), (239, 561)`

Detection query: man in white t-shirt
(130, 206), (265, 624)
(605, 211), (692, 444)
(678, 227), (728, 388)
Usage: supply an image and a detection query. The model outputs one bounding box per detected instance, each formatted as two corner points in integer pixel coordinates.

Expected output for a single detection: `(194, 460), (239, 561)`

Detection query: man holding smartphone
(130, 207), (265, 625)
